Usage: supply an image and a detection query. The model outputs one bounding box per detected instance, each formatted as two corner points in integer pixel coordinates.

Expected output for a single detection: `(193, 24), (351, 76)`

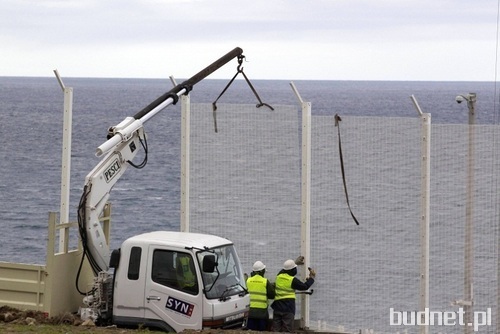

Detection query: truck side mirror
(202, 254), (217, 273)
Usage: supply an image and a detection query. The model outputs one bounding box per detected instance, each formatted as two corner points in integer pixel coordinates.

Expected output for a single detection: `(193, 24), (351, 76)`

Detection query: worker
(271, 258), (316, 332)
(176, 254), (197, 293)
(246, 260), (275, 331)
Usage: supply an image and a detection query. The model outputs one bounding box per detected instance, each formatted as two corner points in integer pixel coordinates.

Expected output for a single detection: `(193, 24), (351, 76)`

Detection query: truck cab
(111, 231), (249, 332)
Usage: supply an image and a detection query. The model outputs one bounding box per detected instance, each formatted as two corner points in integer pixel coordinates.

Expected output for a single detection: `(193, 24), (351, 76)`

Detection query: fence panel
(188, 104), (498, 333)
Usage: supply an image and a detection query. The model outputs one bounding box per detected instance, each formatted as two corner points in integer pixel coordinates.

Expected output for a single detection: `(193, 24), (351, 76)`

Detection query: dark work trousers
(272, 311), (294, 332)
(247, 317), (268, 331)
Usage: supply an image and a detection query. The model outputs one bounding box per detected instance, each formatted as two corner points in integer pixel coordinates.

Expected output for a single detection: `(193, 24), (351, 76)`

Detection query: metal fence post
(54, 70), (73, 253)
(180, 93), (191, 232)
(291, 82), (312, 329)
(411, 95), (431, 334)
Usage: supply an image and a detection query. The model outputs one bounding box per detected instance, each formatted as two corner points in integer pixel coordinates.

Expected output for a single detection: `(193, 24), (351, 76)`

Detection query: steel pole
(411, 95), (430, 334)
(464, 93), (476, 334)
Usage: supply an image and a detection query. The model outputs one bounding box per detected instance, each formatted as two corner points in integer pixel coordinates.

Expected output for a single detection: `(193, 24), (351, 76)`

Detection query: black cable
(334, 114), (360, 225)
(77, 184), (103, 275)
(127, 134), (148, 169)
(75, 247), (97, 296)
(76, 184), (101, 294)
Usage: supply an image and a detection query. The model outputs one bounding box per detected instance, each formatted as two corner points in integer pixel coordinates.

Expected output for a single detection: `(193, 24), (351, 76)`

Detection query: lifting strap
(335, 114), (360, 225)
(212, 55), (274, 132)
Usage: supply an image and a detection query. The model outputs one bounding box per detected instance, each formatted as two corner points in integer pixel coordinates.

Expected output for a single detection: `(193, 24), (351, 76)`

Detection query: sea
(0, 76), (498, 333)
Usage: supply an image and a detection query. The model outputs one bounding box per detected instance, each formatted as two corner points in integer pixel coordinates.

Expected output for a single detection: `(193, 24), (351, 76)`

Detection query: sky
(1, 0), (499, 81)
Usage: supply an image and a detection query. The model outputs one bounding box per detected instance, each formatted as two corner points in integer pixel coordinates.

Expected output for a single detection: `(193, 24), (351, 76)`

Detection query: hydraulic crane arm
(78, 128), (144, 274)
(78, 47), (244, 274)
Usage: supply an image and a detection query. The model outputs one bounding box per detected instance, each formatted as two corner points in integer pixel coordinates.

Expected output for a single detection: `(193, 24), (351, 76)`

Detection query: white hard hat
(283, 259), (297, 270)
(253, 260), (266, 272)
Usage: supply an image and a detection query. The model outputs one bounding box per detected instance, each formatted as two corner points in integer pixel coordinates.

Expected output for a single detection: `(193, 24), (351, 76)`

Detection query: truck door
(144, 246), (203, 331)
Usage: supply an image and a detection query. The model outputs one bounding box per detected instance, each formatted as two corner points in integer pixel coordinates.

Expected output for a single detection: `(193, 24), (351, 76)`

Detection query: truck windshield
(196, 245), (247, 300)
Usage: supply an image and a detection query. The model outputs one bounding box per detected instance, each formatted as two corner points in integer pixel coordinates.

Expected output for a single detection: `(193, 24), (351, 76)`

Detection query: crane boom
(78, 47), (244, 274)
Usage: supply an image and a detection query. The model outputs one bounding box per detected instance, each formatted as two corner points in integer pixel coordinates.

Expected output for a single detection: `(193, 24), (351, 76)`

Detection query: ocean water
(1, 77), (496, 260)
(0, 76), (498, 333)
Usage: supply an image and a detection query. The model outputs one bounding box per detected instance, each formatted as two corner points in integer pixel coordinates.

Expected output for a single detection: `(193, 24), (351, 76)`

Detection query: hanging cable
(334, 114), (360, 225)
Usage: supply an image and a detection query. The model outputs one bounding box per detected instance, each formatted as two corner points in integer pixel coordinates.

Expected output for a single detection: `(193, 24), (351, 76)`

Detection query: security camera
(455, 95), (465, 104)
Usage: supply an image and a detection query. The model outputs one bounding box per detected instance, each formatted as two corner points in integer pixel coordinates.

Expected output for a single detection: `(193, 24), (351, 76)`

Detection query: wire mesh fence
(188, 103), (499, 333)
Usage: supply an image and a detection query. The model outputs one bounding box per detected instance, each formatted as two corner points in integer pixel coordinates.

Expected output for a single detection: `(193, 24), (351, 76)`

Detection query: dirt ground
(0, 306), (267, 334)
(0, 306), (333, 334)
(0, 305), (149, 333)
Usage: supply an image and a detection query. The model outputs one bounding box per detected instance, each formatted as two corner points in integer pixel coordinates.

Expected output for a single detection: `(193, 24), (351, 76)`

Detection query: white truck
(76, 47), (250, 332)
(83, 232), (249, 332)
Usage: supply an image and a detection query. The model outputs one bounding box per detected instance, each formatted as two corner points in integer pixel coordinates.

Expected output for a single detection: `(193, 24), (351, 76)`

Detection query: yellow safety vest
(178, 256), (196, 288)
(274, 273), (295, 300)
(247, 274), (268, 309)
